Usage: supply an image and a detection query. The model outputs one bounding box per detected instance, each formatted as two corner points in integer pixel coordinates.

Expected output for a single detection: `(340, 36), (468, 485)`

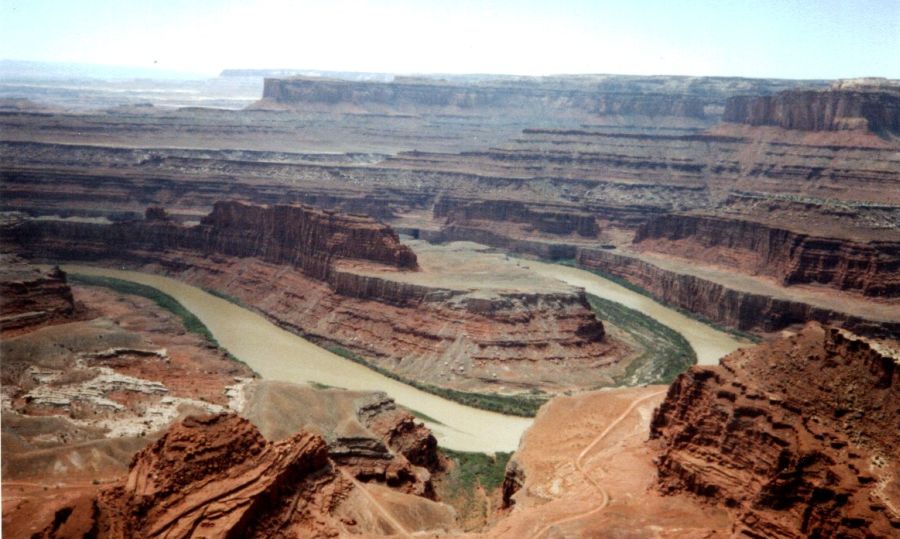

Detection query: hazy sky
(1, 0), (898, 79)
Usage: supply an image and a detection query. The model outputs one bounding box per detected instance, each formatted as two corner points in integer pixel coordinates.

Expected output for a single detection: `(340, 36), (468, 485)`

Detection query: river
(63, 262), (747, 453)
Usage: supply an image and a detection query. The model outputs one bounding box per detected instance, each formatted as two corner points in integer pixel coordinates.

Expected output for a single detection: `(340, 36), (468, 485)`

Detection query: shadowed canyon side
(0, 263), (76, 334)
(650, 323), (899, 537)
(633, 213), (900, 297)
(3, 202), (625, 395)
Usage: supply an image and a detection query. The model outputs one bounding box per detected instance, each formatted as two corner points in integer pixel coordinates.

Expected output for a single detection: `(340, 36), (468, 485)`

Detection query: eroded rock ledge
(0, 262), (76, 334)
(651, 323), (900, 537)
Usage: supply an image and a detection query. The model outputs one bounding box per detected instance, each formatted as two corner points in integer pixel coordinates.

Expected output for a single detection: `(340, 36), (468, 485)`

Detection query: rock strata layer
(723, 84), (900, 134)
(651, 323), (900, 538)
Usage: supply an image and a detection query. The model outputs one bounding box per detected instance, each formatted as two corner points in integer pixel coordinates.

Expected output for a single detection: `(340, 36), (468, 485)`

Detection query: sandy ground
(478, 387), (731, 538)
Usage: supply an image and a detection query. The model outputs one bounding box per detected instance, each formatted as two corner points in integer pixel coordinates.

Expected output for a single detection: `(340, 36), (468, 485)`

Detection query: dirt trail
(342, 470), (412, 538)
(529, 391), (667, 538)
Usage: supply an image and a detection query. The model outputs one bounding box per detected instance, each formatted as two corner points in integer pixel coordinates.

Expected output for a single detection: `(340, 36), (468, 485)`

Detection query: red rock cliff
(723, 86), (900, 134)
(5, 201), (418, 281)
(34, 414), (347, 538)
(634, 213), (900, 297)
(199, 200), (418, 274)
(650, 324), (900, 537)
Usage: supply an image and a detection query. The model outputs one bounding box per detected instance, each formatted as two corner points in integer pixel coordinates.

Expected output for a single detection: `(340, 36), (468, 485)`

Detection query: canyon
(2, 69), (898, 538)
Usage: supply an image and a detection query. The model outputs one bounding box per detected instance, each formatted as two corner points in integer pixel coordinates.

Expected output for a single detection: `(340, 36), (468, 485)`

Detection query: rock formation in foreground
(651, 323), (899, 537)
(0, 262), (76, 335)
(33, 413), (454, 538)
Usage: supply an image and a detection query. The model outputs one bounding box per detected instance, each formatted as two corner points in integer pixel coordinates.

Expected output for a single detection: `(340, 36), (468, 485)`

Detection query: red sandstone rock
(650, 323), (900, 538)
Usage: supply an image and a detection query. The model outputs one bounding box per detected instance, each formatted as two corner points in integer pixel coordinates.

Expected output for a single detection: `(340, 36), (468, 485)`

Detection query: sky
(1, 0), (898, 79)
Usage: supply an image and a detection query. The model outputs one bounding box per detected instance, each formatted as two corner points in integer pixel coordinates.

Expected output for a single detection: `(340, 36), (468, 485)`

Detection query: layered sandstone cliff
(7, 200), (417, 280)
(650, 323), (900, 537)
(634, 213), (900, 297)
(723, 84), (900, 133)
(0, 263), (76, 334)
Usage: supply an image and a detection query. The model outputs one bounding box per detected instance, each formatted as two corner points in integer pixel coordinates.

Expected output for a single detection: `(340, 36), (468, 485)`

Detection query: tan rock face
(650, 323), (900, 537)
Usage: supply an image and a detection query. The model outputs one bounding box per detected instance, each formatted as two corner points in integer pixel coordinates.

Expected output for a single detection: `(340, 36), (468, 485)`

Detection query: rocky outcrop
(33, 412), (457, 538)
(576, 248), (900, 338)
(33, 414), (342, 538)
(0, 264), (76, 334)
(198, 200), (418, 273)
(650, 324), (900, 537)
(723, 85), (900, 134)
(356, 393), (443, 473)
(6, 200), (417, 281)
(634, 213), (900, 297)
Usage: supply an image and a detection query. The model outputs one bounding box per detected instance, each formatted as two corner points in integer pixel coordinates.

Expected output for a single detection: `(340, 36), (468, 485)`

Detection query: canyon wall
(8, 201), (417, 281)
(634, 214), (900, 297)
(723, 86), (900, 133)
(576, 248), (899, 338)
(433, 196), (598, 237)
(650, 324), (899, 537)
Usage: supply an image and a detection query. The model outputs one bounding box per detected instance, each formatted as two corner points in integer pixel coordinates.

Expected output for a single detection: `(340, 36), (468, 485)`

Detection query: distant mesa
(256, 74), (833, 121)
(723, 79), (900, 134)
